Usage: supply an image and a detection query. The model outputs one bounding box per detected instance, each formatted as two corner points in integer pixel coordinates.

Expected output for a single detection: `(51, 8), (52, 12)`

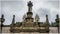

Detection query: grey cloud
(37, 8), (50, 16)
(1, 0), (59, 1)
(0, 1), (1, 18)
(1, 1), (26, 25)
(36, 8), (51, 22)
(46, 1), (59, 8)
(1, 0), (60, 25)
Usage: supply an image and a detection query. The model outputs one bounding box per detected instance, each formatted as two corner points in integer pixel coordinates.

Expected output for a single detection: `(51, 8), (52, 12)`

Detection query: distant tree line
(50, 22), (57, 27)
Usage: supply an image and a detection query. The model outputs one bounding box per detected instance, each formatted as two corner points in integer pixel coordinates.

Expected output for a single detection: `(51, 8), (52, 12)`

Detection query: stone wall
(0, 26), (1, 33)
(59, 18), (60, 33)
(0, 22), (1, 33)
(2, 27), (58, 33)
(2, 27), (10, 33)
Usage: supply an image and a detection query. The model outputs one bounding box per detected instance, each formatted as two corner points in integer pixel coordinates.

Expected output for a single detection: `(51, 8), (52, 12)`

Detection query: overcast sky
(0, 0), (60, 25)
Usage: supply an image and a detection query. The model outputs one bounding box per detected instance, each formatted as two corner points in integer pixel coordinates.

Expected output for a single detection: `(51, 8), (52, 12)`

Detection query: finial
(13, 15), (15, 17)
(46, 14), (48, 17)
(23, 14), (26, 19)
(27, 1), (33, 7)
(35, 14), (39, 21)
(56, 14), (59, 19)
(12, 15), (15, 24)
(1, 14), (4, 19)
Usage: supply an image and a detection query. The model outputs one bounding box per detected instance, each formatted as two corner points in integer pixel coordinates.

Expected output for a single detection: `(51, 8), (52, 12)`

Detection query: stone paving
(2, 32), (60, 34)
(59, 27), (60, 33)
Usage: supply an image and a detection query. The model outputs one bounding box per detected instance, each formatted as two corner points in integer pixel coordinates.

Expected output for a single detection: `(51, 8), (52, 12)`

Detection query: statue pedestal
(20, 27), (40, 32)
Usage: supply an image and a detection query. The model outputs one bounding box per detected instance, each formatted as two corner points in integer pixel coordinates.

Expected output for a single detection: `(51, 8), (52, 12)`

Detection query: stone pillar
(46, 14), (49, 32)
(12, 15), (15, 24)
(27, 1), (33, 18)
(55, 14), (59, 33)
(59, 18), (60, 33)
(0, 19), (1, 33)
(10, 15), (15, 32)
(1, 14), (5, 33)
